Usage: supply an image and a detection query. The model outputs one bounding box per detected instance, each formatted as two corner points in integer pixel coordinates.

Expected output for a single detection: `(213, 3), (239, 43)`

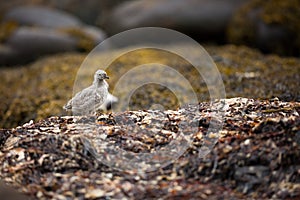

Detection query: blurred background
(1, 0), (299, 66)
(0, 0), (299, 128)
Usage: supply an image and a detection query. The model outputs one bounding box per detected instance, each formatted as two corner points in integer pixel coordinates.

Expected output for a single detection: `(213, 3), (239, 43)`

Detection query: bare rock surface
(103, 0), (248, 40)
(6, 27), (78, 62)
(4, 5), (82, 28)
(0, 0), (127, 25)
(0, 98), (299, 199)
(0, 5), (107, 66)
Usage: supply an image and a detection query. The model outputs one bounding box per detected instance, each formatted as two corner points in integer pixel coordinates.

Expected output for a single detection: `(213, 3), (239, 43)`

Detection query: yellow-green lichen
(0, 21), (18, 42)
(59, 28), (95, 52)
(227, 0), (300, 55)
(0, 44), (299, 128)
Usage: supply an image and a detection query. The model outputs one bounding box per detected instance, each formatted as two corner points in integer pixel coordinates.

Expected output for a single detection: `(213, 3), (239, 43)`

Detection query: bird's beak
(104, 75), (109, 79)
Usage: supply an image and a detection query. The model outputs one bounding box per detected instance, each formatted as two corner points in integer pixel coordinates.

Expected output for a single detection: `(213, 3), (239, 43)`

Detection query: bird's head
(94, 70), (109, 81)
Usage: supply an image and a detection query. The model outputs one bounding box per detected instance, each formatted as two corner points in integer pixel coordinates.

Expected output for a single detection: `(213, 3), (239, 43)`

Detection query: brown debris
(0, 98), (299, 199)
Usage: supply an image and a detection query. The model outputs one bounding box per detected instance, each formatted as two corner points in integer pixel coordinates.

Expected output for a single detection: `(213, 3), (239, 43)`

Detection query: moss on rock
(0, 44), (299, 128)
(0, 53), (85, 128)
(227, 0), (300, 56)
(0, 21), (18, 42)
(59, 28), (96, 52)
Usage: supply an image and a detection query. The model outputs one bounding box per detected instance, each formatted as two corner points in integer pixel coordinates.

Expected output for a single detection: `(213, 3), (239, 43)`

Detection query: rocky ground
(0, 97), (299, 199)
(0, 1), (300, 199)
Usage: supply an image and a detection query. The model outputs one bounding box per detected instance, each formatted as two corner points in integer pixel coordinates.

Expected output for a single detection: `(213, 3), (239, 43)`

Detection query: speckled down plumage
(63, 70), (109, 115)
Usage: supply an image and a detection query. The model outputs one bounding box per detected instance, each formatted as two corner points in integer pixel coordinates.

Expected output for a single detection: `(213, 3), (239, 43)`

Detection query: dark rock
(0, 45), (19, 66)
(0, 24), (108, 65)
(103, 0), (248, 41)
(0, 181), (30, 200)
(3, 5), (82, 28)
(0, 6), (108, 65)
(227, 0), (300, 56)
(50, 0), (128, 25)
(5, 27), (77, 63)
(0, 0), (129, 26)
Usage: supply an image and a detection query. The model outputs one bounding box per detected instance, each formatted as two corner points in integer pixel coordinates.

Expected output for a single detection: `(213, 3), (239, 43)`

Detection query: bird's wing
(64, 86), (96, 109)
(73, 87), (96, 106)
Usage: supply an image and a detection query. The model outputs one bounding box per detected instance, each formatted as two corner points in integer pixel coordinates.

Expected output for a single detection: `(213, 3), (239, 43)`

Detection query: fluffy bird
(63, 70), (109, 115)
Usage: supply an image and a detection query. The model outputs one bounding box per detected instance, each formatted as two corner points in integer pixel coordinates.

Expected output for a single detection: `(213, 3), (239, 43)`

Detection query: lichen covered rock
(227, 0), (300, 56)
(0, 44), (299, 128)
(0, 5), (107, 65)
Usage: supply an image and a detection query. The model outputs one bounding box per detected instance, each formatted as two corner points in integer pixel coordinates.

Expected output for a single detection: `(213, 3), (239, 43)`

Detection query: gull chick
(63, 70), (109, 115)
